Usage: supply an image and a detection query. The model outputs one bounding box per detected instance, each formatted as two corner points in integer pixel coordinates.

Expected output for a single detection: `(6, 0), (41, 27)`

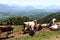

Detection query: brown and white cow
(22, 20), (42, 34)
(0, 25), (14, 38)
(41, 23), (50, 28)
(49, 18), (59, 31)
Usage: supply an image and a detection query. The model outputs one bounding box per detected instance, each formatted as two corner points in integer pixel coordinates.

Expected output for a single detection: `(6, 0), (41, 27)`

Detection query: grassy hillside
(8, 25), (60, 40)
(38, 12), (60, 23)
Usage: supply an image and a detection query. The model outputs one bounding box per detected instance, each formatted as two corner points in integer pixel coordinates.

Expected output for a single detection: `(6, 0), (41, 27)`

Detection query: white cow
(23, 20), (38, 31)
(49, 18), (59, 30)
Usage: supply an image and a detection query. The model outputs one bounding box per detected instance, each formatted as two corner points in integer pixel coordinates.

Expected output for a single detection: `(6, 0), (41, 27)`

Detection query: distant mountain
(24, 9), (53, 20)
(45, 5), (60, 10)
(0, 4), (60, 20)
(44, 5), (60, 12)
(0, 4), (16, 12)
(0, 4), (36, 16)
(0, 4), (35, 12)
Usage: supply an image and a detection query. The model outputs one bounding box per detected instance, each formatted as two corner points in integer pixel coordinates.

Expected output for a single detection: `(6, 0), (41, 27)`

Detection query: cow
(0, 25), (14, 38)
(41, 23), (50, 28)
(22, 20), (42, 36)
(49, 18), (59, 31)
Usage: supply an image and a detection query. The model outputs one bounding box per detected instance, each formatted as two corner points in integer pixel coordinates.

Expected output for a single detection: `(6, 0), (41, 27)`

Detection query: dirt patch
(1, 26), (60, 40)
(0, 27), (52, 40)
(6, 28), (50, 40)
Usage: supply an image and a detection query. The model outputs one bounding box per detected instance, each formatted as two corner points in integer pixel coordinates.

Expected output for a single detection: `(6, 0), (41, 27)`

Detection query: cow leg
(22, 27), (28, 34)
(22, 24), (27, 34)
(0, 32), (8, 38)
(23, 24), (26, 30)
(4, 32), (8, 38)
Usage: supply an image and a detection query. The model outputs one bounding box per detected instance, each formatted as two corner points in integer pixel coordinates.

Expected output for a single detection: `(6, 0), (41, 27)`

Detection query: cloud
(0, 0), (60, 7)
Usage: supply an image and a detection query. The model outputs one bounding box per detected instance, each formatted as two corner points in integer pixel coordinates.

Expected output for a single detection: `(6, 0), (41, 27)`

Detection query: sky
(0, 0), (60, 8)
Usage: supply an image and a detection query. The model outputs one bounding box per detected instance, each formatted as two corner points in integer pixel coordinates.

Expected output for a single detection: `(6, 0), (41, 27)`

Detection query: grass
(12, 25), (23, 31)
(8, 25), (60, 40)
